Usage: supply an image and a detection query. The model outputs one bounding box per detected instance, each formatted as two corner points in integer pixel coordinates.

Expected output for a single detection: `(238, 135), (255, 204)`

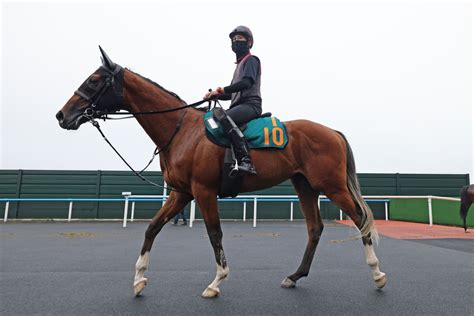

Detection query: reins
(87, 98), (218, 193)
(76, 62), (218, 193)
(94, 99), (209, 118)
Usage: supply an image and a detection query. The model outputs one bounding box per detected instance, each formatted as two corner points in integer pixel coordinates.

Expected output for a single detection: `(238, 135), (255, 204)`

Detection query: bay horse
(56, 47), (386, 298)
(460, 184), (474, 232)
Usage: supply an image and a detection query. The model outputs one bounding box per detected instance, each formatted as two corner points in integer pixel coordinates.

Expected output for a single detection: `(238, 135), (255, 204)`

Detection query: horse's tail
(337, 132), (379, 243)
(460, 185), (472, 232)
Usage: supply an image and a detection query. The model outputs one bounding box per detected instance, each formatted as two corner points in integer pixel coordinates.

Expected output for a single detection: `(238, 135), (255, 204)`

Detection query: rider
(204, 25), (262, 175)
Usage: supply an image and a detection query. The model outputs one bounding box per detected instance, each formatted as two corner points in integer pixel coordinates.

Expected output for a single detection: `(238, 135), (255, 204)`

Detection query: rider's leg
(214, 105), (259, 175)
(226, 103), (261, 126)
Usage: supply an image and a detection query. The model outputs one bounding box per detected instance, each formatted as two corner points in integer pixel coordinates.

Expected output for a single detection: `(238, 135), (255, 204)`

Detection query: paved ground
(1, 221), (473, 315)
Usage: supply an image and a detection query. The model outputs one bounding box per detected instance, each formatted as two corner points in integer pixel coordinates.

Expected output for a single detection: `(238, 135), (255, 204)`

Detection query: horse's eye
(89, 75), (100, 83)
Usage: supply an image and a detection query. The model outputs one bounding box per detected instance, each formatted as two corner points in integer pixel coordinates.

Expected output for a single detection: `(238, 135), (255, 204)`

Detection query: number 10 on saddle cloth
(203, 111), (288, 149)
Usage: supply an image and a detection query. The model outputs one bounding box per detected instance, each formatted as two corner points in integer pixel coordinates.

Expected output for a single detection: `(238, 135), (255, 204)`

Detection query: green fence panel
(432, 199), (474, 227)
(0, 170), (470, 221)
(398, 174), (469, 197)
(389, 198), (429, 223)
(359, 174), (398, 195)
(465, 205), (474, 227)
(0, 170), (22, 218)
(16, 170), (97, 218)
(98, 171), (164, 218)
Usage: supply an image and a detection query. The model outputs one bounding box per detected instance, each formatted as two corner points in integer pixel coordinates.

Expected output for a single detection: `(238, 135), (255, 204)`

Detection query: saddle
(203, 111), (288, 149)
(238, 112), (272, 131)
(203, 110), (289, 198)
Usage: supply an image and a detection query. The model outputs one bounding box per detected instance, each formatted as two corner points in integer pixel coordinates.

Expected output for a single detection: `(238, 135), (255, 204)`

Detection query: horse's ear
(99, 45), (115, 70)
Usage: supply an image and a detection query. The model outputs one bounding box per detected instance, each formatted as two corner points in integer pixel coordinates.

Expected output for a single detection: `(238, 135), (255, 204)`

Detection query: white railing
(124, 194), (460, 228)
(125, 193), (391, 228)
(1, 194), (459, 228)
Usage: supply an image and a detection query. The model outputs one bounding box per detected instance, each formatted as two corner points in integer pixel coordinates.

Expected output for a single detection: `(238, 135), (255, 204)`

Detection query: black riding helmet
(229, 25), (254, 48)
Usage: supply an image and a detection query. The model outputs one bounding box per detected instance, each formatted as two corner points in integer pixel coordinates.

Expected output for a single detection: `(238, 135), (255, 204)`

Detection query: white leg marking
(208, 263), (229, 290)
(134, 252), (150, 287)
(364, 244), (386, 288)
(202, 263), (229, 297)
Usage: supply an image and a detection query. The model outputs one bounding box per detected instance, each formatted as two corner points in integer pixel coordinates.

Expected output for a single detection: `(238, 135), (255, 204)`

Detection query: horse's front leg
(134, 191), (192, 296)
(194, 188), (229, 298)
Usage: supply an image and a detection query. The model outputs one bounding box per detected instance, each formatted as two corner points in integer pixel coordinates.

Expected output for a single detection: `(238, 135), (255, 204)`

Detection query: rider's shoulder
(245, 55), (260, 65)
(248, 55), (260, 62)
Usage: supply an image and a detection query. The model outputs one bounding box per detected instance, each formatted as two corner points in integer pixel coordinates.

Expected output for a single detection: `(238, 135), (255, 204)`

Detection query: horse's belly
(239, 149), (296, 193)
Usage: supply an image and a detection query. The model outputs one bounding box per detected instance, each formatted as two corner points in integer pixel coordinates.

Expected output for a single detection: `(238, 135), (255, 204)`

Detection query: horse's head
(56, 46), (124, 130)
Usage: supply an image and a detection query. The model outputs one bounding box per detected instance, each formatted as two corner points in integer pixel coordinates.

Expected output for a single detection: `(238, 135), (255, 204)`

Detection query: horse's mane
(126, 68), (185, 103)
(126, 68), (210, 113)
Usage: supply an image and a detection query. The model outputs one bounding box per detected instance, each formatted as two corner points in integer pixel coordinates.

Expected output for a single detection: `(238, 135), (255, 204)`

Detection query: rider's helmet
(229, 26), (254, 48)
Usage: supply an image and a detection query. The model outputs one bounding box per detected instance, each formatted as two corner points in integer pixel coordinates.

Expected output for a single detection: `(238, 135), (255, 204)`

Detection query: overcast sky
(1, 1), (472, 181)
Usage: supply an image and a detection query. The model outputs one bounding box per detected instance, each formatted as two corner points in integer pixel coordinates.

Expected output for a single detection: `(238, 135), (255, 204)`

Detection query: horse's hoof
(281, 277), (296, 288)
(202, 287), (220, 298)
(375, 273), (387, 289)
(134, 278), (148, 296)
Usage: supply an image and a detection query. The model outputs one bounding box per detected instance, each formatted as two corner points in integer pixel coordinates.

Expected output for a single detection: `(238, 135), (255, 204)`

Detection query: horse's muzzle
(56, 110), (86, 130)
(56, 111), (67, 129)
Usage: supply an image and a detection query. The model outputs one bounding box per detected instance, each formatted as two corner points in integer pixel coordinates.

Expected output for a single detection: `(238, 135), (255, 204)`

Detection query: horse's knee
(318, 224), (324, 234)
(309, 224), (324, 243)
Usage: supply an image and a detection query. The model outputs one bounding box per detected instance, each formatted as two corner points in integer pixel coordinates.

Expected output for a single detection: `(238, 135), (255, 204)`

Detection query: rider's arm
(218, 93), (232, 100)
(216, 77), (252, 100)
(222, 77), (253, 94)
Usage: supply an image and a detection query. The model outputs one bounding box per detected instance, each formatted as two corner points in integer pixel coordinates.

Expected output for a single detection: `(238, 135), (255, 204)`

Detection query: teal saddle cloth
(203, 111), (288, 149)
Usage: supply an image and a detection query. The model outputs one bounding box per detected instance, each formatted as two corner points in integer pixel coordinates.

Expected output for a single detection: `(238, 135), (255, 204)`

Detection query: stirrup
(229, 162), (240, 178)
(229, 162), (257, 178)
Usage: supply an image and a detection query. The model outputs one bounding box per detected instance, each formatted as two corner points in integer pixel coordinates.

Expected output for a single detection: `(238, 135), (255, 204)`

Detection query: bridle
(73, 63), (211, 192)
(74, 65), (124, 120)
(75, 65), (209, 120)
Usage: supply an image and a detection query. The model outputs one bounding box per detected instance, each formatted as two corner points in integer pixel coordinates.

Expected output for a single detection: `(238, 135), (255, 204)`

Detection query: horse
(460, 184), (474, 232)
(56, 47), (386, 298)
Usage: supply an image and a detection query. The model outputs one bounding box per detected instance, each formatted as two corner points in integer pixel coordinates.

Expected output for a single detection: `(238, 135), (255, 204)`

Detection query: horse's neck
(122, 70), (195, 150)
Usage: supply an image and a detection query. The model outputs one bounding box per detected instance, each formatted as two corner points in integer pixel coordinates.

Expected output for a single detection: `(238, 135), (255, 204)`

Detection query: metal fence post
(68, 201), (73, 222)
(384, 201), (389, 221)
(162, 182), (168, 208)
(428, 197), (433, 226)
(290, 202), (294, 221)
(339, 210), (343, 221)
(4, 202), (10, 222)
(253, 197), (257, 228)
(122, 192), (131, 228)
(131, 202), (136, 222)
(190, 200), (196, 227)
(243, 202), (247, 222)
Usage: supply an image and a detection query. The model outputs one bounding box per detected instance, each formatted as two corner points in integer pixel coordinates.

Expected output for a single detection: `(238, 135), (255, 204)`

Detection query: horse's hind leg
(326, 189), (387, 289)
(281, 174), (323, 288)
(133, 191), (193, 296)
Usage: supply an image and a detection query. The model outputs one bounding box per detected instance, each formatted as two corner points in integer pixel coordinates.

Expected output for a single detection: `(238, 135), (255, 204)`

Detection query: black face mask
(232, 41), (249, 56)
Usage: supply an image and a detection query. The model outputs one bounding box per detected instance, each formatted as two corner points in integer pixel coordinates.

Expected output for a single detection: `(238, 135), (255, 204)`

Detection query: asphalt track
(1, 221), (473, 315)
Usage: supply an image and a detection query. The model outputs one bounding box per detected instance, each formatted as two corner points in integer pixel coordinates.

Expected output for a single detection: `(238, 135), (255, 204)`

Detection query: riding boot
(213, 108), (257, 176)
(227, 128), (257, 176)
